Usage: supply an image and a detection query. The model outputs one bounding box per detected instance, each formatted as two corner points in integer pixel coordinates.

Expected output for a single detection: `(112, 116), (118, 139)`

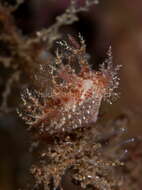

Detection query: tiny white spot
(68, 114), (71, 119)
(87, 110), (90, 114)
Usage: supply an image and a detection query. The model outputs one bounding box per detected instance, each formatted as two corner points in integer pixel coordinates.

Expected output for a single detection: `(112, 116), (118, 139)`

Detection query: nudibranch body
(18, 36), (120, 135)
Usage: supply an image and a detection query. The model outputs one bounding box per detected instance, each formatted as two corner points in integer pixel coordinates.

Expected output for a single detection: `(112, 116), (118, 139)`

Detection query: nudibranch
(18, 35), (121, 135)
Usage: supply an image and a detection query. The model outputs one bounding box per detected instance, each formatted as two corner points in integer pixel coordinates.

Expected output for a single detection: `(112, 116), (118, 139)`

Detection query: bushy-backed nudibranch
(18, 35), (121, 136)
